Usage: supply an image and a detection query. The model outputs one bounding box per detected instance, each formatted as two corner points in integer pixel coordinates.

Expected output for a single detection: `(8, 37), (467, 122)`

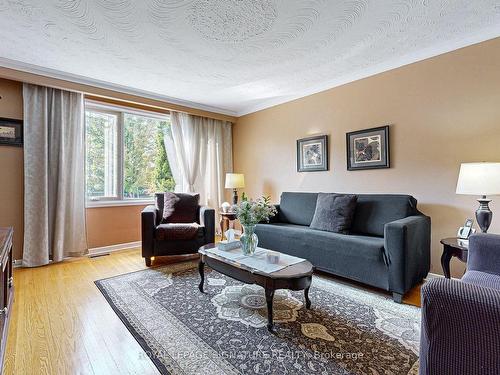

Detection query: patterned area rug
(95, 262), (420, 375)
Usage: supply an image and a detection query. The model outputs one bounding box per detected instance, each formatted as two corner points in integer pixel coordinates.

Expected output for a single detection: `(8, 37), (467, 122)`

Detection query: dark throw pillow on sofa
(161, 192), (200, 224)
(310, 193), (358, 234)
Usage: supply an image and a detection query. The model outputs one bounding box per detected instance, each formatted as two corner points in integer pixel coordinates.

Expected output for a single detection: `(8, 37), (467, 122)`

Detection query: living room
(0, 2), (499, 374)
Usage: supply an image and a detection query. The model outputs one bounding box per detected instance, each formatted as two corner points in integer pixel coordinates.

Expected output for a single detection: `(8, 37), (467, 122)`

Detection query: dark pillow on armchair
(310, 193), (358, 234)
(161, 192), (200, 224)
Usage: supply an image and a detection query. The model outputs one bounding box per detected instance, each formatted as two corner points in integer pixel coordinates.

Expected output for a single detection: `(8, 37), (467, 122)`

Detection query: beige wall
(233, 38), (500, 278)
(86, 205), (147, 249)
(0, 79), (24, 260)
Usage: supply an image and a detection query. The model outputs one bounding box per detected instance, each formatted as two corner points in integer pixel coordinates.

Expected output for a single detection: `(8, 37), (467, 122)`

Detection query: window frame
(84, 100), (171, 208)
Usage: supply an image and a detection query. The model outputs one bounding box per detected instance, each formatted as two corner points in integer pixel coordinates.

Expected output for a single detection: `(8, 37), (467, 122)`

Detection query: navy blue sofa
(420, 233), (500, 375)
(255, 192), (431, 302)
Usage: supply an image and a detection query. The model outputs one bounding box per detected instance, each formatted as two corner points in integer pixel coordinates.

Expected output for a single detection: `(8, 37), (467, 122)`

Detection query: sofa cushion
(462, 270), (500, 291)
(155, 223), (202, 240)
(278, 192), (318, 226)
(256, 222), (385, 261)
(255, 222), (389, 290)
(310, 193), (358, 234)
(351, 194), (418, 237)
(162, 192), (180, 221)
(157, 192), (200, 224)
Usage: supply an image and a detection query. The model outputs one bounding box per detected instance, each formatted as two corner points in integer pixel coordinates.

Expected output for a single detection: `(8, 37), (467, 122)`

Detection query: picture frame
(0, 118), (23, 147)
(346, 125), (389, 171)
(297, 135), (328, 172)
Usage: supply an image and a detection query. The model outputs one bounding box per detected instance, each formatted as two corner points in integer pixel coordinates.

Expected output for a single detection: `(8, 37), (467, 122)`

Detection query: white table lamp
(456, 162), (500, 233)
(225, 173), (245, 205)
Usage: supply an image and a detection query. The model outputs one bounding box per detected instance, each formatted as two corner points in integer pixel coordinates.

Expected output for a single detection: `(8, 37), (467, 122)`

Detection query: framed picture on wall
(0, 118), (23, 147)
(346, 125), (389, 170)
(297, 135), (328, 172)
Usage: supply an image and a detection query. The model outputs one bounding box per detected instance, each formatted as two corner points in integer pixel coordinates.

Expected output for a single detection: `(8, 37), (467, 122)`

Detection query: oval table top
(199, 243), (314, 279)
(440, 237), (469, 250)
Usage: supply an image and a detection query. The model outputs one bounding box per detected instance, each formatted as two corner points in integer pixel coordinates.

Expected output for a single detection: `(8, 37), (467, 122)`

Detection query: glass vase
(241, 224), (258, 256)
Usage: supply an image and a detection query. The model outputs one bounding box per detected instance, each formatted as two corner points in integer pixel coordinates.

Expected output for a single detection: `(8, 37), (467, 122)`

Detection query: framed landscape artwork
(346, 125), (389, 170)
(0, 118), (23, 147)
(297, 135), (328, 172)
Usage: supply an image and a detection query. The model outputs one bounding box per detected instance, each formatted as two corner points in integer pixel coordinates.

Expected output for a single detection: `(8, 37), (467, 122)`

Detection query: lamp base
(476, 196), (493, 233)
(232, 189), (238, 205)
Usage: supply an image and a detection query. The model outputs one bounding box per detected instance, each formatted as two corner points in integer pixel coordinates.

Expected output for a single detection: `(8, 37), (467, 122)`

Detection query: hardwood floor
(3, 249), (195, 375)
(3, 248), (421, 374)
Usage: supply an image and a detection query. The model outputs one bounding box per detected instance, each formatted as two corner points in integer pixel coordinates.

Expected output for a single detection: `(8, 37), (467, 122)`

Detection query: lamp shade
(456, 162), (500, 196)
(225, 173), (245, 189)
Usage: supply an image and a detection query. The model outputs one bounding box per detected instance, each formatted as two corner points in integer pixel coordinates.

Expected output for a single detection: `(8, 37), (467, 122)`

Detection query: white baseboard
(13, 242), (142, 266)
(426, 272), (460, 281)
(88, 241), (141, 257)
(426, 272), (443, 279)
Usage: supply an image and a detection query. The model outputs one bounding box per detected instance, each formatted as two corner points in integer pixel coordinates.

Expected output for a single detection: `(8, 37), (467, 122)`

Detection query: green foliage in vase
(235, 196), (277, 226)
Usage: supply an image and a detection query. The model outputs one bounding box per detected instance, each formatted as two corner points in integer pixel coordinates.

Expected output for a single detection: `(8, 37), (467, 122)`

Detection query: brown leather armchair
(141, 193), (215, 266)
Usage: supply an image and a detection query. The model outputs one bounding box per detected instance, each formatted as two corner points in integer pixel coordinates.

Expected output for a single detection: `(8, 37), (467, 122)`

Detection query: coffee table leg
(265, 288), (274, 332)
(198, 259), (205, 293)
(304, 287), (311, 309)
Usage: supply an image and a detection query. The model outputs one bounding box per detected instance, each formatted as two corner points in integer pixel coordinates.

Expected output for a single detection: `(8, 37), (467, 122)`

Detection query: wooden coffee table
(198, 243), (313, 331)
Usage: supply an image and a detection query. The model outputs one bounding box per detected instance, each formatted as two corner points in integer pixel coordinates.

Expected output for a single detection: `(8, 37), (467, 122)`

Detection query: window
(123, 113), (175, 198)
(85, 102), (176, 205)
(85, 110), (119, 199)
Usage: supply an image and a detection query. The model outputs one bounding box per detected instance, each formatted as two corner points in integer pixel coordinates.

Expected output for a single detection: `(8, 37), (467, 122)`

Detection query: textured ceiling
(0, 0), (499, 116)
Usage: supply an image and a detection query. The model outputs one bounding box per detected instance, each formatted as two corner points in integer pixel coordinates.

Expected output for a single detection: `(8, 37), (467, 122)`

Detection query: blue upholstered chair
(419, 234), (500, 375)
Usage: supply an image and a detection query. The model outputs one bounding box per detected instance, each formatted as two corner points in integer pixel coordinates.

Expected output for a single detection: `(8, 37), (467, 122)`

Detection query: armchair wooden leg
(145, 257), (152, 267)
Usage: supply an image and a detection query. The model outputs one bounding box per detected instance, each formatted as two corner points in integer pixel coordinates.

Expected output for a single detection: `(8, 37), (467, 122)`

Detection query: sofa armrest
(384, 215), (431, 294)
(468, 234), (500, 276)
(200, 206), (215, 243)
(420, 278), (500, 375)
(141, 205), (157, 258)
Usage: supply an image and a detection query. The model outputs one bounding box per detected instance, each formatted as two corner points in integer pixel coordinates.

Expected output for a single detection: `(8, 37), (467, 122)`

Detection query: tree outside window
(85, 106), (176, 201)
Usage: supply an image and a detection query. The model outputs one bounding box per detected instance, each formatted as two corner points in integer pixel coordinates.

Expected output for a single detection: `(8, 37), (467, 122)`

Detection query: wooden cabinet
(0, 228), (13, 374)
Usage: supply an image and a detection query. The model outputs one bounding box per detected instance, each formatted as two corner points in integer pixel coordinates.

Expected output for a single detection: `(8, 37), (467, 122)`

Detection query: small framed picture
(346, 125), (389, 171)
(0, 118), (23, 147)
(297, 135), (328, 172)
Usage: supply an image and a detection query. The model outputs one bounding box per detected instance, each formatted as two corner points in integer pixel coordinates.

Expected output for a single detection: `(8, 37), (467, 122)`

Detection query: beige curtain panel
(170, 111), (233, 229)
(22, 83), (88, 267)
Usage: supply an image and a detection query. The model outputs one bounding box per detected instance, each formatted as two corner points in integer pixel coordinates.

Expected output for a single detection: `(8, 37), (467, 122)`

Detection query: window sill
(86, 199), (154, 208)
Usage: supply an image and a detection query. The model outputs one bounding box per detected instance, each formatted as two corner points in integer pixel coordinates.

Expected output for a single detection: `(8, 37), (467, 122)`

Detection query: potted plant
(234, 195), (277, 255)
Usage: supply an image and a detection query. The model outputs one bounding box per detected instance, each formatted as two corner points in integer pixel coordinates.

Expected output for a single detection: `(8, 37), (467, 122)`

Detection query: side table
(440, 237), (468, 279)
(220, 211), (237, 239)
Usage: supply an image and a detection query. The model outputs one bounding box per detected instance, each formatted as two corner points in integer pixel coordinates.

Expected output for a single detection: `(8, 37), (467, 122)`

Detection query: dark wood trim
(219, 212), (237, 239)
(0, 227), (14, 375)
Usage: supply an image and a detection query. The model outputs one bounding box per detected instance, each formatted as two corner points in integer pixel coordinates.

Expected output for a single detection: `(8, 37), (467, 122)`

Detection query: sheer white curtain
(23, 84), (88, 267)
(169, 112), (233, 226)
